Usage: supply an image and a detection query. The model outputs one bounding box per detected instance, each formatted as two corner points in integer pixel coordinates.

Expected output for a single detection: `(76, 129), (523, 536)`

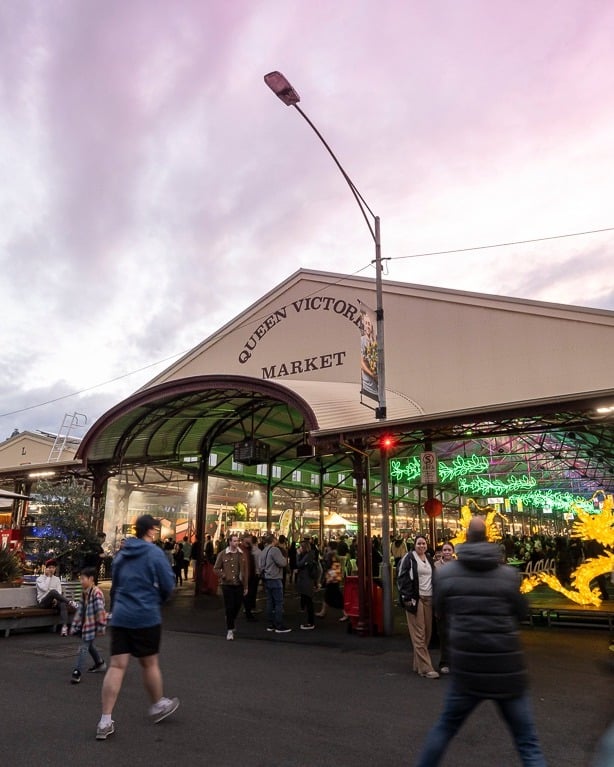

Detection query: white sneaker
(150, 697), (180, 723)
(96, 720), (115, 740)
(226, 630), (234, 640)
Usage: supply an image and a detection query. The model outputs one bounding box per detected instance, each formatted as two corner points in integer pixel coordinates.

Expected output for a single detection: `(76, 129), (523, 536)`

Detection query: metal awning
(76, 375), (614, 500)
(311, 388), (614, 495)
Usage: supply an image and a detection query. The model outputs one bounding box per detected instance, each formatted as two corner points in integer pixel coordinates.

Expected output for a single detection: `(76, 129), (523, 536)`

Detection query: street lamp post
(264, 71), (387, 420)
(264, 72), (393, 635)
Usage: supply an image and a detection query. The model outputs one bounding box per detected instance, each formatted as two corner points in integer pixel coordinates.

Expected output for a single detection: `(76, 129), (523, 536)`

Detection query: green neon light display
(439, 454), (490, 481)
(458, 475), (537, 495)
(508, 490), (593, 513)
(389, 454), (594, 513)
(390, 457), (420, 482)
(390, 453), (490, 483)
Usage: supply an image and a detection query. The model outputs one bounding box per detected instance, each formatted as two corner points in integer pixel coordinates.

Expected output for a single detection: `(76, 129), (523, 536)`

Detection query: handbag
(402, 595), (419, 614)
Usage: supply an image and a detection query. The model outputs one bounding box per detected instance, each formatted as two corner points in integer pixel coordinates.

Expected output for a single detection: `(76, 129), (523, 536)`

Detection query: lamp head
(264, 71), (300, 106)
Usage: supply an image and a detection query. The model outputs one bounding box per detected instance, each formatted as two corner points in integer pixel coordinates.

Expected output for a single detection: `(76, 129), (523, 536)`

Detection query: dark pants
(415, 681), (546, 766)
(436, 612), (449, 669)
(244, 574), (259, 618)
(221, 584), (244, 630)
(173, 564), (183, 585)
(300, 594), (315, 624)
(38, 590), (70, 624)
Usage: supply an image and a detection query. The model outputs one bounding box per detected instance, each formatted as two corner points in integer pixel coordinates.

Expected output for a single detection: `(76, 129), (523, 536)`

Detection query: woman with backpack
(296, 539), (319, 630)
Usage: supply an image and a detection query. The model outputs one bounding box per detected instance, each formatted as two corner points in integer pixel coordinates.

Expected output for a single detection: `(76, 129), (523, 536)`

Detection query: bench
(0, 582), (81, 638)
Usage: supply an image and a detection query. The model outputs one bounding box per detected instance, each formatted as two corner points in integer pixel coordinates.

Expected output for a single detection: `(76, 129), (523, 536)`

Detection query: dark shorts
(110, 624), (162, 658)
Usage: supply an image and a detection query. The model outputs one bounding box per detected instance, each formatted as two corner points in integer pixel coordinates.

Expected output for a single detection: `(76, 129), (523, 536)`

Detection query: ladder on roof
(48, 412), (88, 462)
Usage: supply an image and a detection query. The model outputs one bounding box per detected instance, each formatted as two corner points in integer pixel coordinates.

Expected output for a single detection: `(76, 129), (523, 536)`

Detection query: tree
(32, 478), (100, 576)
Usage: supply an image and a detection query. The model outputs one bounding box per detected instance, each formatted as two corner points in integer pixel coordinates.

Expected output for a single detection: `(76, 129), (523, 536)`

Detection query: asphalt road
(1, 591), (612, 767)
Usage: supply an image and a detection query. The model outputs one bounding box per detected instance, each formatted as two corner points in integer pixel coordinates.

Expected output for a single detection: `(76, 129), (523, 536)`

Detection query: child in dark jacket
(69, 566), (107, 684)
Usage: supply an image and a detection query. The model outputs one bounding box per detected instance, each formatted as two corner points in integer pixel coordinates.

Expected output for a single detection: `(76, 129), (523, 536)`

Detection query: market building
(67, 269), (613, 545)
(2, 269), (614, 566)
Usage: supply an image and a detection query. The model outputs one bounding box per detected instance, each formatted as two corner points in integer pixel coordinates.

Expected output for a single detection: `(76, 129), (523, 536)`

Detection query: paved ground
(1, 584), (612, 766)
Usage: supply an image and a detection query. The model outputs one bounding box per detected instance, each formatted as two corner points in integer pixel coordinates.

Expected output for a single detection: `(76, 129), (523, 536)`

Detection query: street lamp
(264, 71), (393, 636)
(264, 70), (387, 420)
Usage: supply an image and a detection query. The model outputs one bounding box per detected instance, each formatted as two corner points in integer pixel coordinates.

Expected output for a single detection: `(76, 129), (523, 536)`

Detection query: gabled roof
(76, 270), (614, 498)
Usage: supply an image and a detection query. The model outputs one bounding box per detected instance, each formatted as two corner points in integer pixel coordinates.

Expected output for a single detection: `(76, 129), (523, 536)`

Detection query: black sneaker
(266, 625), (275, 632)
(275, 626), (292, 633)
(88, 660), (107, 673)
(71, 670), (81, 684)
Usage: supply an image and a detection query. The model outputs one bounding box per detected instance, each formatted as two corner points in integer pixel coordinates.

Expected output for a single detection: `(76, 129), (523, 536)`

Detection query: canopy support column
(195, 455), (209, 595)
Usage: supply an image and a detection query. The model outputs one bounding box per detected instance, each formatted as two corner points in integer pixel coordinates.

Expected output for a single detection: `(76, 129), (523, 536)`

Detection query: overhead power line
(391, 226), (614, 261)
(2, 225), (612, 421)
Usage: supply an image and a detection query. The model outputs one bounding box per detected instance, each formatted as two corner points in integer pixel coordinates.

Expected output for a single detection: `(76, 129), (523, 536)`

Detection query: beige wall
(0, 432), (77, 470)
(145, 270), (614, 416)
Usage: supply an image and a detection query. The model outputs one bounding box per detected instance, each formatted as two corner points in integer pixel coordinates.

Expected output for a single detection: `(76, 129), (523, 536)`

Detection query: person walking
(241, 534), (260, 621)
(95, 515), (179, 740)
(433, 541), (455, 674)
(172, 542), (185, 586)
(261, 533), (291, 633)
(414, 516), (547, 766)
(181, 536), (191, 582)
(213, 533), (246, 640)
(398, 535), (439, 678)
(296, 539), (319, 630)
(69, 566), (107, 684)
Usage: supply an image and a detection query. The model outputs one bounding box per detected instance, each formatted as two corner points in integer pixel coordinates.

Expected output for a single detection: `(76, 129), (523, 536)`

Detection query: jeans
(264, 579), (284, 628)
(75, 638), (103, 673)
(415, 681), (546, 767)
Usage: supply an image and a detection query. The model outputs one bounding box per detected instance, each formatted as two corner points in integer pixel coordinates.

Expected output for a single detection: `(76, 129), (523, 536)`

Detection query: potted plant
(0, 546), (23, 586)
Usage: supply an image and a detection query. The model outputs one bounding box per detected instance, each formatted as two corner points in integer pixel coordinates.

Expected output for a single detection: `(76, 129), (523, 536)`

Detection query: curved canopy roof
(77, 376), (322, 469)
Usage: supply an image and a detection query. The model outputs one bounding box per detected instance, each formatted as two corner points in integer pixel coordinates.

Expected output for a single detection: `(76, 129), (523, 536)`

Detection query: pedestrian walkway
(154, 583), (413, 652)
(120, 579), (614, 651)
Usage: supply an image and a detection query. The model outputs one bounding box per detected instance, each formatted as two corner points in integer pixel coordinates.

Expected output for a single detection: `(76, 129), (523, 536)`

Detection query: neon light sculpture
(520, 491), (614, 605)
(449, 500), (502, 547)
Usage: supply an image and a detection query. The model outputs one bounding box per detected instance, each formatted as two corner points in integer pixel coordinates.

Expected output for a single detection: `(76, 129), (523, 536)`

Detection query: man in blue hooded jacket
(415, 516), (546, 766)
(96, 515), (179, 740)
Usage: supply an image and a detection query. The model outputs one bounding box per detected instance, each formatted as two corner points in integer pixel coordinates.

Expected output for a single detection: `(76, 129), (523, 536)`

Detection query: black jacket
(434, 541), (529, 698)
(397, 551), (435, 603)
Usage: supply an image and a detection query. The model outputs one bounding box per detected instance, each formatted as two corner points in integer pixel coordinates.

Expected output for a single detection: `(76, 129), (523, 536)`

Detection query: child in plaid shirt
(70, 566), (107, 684)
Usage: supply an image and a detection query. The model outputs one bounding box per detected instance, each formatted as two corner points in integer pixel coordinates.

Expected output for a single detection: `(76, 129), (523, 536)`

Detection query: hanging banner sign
(420, 451), (438, 484)
(359, 302), (378, 402)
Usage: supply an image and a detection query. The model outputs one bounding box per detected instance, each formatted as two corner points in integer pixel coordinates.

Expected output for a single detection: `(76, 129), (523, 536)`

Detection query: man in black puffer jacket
(415, 516), (546, 766)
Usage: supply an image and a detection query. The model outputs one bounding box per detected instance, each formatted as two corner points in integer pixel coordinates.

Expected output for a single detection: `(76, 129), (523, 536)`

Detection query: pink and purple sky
(1, 1), (614, 438)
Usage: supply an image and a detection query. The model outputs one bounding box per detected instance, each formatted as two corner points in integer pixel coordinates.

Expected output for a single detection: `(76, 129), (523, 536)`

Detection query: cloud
(1, 1), (614, 437)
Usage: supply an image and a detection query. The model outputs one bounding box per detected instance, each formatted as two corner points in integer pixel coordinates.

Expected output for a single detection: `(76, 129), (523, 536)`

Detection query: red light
(379, 435), (396, 450)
